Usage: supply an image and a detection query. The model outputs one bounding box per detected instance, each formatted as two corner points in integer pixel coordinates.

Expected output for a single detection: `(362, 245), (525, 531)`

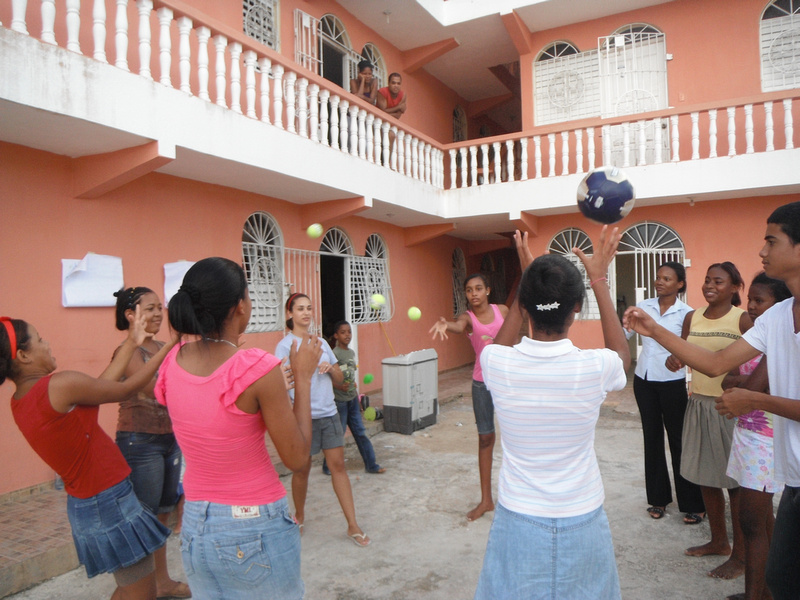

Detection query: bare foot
(466, 500), (495, 522)
(709, 556), (745, 579)
(685, 541), (732, 557)
(156, 580), (191, 599)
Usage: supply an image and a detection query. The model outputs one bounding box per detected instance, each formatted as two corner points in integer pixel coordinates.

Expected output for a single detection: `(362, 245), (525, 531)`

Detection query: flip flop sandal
(683, 512), (705, 525)
(647, 506), (666, 519)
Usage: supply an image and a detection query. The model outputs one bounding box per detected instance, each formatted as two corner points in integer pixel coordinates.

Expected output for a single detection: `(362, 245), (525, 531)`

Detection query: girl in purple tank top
(429, 274), (508, 521)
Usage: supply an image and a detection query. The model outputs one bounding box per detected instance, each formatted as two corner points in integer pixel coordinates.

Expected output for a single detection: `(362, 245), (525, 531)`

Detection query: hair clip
(535, 302), (560, 311)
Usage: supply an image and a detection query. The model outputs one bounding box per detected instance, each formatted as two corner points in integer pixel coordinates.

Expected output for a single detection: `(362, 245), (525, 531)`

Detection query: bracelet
(589, 276), (608, 287)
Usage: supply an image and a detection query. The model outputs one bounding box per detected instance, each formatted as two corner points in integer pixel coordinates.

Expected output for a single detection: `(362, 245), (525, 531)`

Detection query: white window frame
(761, 0), (800, 91)
(242, 212), (284, 333)
(243, 0), (279, 51)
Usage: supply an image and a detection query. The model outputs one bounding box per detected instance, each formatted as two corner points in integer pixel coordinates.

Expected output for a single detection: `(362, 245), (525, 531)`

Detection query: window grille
(242, 212), (284, 333)
(360, 43), (386, 89)
(244, 0), (279, 50)
(452, 248), (468, 317)
(761, 1), (800, 91)
(283, 247), (322, 335)
(534, 47), (600, 125)
(294, 9), (321, 74)
(548, 228), (616, 320)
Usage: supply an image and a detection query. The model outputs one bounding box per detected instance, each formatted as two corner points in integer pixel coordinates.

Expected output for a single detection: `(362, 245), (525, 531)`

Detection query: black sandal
(647, 506), (665, 519)
(683, 512), (705, 525)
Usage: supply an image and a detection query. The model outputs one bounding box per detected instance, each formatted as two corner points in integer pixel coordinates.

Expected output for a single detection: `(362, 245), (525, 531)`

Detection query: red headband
(286, 293), (305, 309)
(1, 317), (17, 360)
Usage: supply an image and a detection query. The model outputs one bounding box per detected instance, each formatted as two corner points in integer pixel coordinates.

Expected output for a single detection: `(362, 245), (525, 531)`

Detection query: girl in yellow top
(669, 262), (752, 579)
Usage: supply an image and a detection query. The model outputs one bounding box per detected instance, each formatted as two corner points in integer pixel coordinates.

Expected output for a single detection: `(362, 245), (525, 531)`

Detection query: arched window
(320, 226), (353, 255)
(617, 221), (686, 302)
(319, 15), (353, 88)
(361, 43), (386, 88)
(536, 41), (579, 62)
(548, 228), (608, 320)
(241, 212), (284, 333)
(243, 0), (279, 50)
(761, 0), (800, 91)
(349, 234), (392, 324)
(534, 40), (596, 125)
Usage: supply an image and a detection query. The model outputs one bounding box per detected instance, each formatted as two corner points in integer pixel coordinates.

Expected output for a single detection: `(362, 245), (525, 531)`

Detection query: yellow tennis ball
(306, 223), (323, 238)
(369, 294), (386, 310)
(364, 406), (377, 421)
(407, 306), (421, 321)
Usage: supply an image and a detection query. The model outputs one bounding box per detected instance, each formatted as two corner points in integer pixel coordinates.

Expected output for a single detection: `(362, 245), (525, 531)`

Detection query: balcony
(2, 1), (800, 241)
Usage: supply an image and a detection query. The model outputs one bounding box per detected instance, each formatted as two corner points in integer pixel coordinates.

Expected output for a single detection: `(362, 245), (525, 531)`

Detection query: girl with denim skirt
(112, 287), (190, 599)
(474, 227), (630, 600)
(154, 258), (322, 600)
(1, 311), (175, 600)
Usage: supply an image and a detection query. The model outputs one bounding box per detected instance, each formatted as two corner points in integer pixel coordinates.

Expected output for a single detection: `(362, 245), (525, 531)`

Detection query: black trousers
(633, 375), (705, 513)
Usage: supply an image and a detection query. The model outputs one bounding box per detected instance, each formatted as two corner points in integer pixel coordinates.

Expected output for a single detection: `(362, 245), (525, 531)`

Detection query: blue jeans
(180, 497), (303, 600)
(766, 485), (800, 599)
(327, 397), (381, 472)
(116, 432), (182, 514)
(474, 503), (621, 600)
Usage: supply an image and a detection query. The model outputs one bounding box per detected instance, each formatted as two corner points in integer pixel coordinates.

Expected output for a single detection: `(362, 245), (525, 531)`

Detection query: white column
(196, 27), (211, 101)
(339, 100), (349, 152)
(244, 51), (257, 118)
(587, 127), (596, 169)
(425, 144), (433, 184)
(11, 0), (29, 34)
(390, 126), (399, 170)
(765, 101), (774, 152)
(284, 72), (297, 133)
(93, 0), (107, 62)
(784, 98), (794, 150)
(372, 117), (382, 163)
(365, 113), (374, 161)
(546, 135), (555, 178)
(229, 42), (242, 114)
(381, 122), (391, 167)
(469, 145), (478, 187)
(637, 120), (647, 166)
(397, 131), (406, 174)
(296, 77), (309, 137)
(258, 58), (271, 123)
(690, 112), (699, 159)
(348, 105), (359, 156)
(114, 0), (129, 69)
(137, 0), (153, 79)
(66, 0), (81, 54)
(561, 131), (570, 175)
(745, 104), (754, 154)
(708, 110), (718, 158)
(520, 137), (529, 181)
(622, 122), (631, 167)
(670, 116), (680, 162)
(493, 142), (502, 183)
(272, 64), (284, 129)
(727, 106), (737, 156)
(157, 7), (173, 86)
(318, 89), (330, 145)
(601, 124), (612, 165)
(213, 35), (228, 107)
(177, 16), (192, 94)
(653, 119), (663, 164)
(479, 144), (489, 184)
(309, 84), (320, 143)
(459, 147), (467, 187)
(531, 136), (542, 179)
(357, 109), (367, 158)
(449, 149), (457, 189)
(574, 130), (583, 174)
(329, 94), (340, 149)
(41, 0), (56, 45)
(404, 132), (413, 175)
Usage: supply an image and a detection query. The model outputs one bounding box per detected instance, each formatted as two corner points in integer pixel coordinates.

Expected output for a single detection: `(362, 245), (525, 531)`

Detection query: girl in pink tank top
(429, 274), (508, 522)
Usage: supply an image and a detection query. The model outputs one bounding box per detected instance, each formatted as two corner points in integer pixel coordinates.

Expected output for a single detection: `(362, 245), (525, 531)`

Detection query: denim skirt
(180, 496), (303, 600)
(474, 503), (621, 600)
(67, 477), (170, 578)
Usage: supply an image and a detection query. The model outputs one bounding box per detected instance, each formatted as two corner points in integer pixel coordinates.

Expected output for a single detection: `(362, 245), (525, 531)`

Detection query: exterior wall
(0, 141), (473, 495)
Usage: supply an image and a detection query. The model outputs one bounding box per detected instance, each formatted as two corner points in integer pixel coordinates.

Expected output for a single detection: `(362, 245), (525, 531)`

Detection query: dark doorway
(320, 253), (346, 339)
(321, 42), (344, 88)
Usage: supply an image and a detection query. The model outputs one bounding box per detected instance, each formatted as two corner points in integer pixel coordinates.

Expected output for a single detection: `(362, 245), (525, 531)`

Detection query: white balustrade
(390, 126), (399, 170)
(66, 0), (81, 53)
(364, 113), (373, 161)
(480, 144), (489, 184)
(177, 17), (192, 93)
(338, 100), (349, 152)
(601, 124), (611, 165)
(213, 35), (227, 107)
(381, 122), (390, 167)
(546, 135), (554, 178)
(258, 58), (271, 124)
(348, 106), (359, 156)
(137, 0), (152, 79)
(587, 127), (595, 170)
(469, 145), (478, 187)
(449, 149), (457, 189)
(622, 122), (631, 167)
(653, 120), (662, 164)
(11, 0), (28, 34)
(425, 144), (432, 184)
(309, 85), (320, 143)
(784, 99), (794, 149)
(574, 130), (583, 174)
(561, 131), (569, 175)
(196, 26), (210, 101)
(403, 132), (411, 175)
(272, 64), (284, 129)
(745, 104), (754, 154)
(357, 109), (366, 158)
(114, 0), (128, 69)
(157, 7), (172, 85)
(329, 94), (340, 149)
(727, 106), (736, 156)
(637, 121), (647, 166)
(533, 136), (542, 178)
(493, 142), (501, 183)
(459, 148), (467, 188)
(708, 110), (717, 158)
(318, 89), (330, 145)
(372, 117), (382, 163)
(765, 101), (774, 152)
(296, 78), (309, 137)
(690, 112), (699, 159)
(519, 138), (528, 181)
(229, 42), (242, 114)
(244, 51), (257, 118)
(670, 116), (680, 162)
(411, 137), (419, 178)
(284, 71), (297, 133)
(93, 0), (107, 62)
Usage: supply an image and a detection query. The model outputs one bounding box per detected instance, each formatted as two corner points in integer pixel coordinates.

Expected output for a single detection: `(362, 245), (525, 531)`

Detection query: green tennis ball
(363, 373), (374, 384)
(407, 306), (421, 320)
(306, 223), (323, 238)
(364, 406), (377, 421)
(369, 293), (386, 310)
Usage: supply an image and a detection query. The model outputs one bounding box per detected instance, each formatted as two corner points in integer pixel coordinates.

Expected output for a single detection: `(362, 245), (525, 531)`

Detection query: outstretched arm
(574, 226), (630, 371)
(429, 312), (470, 341)
(495, 230), (532, 347)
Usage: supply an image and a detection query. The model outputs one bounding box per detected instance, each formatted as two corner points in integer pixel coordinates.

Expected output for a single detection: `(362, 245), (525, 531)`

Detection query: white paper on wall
(61, 253), (124, 307)
(164, 261), (195, 306)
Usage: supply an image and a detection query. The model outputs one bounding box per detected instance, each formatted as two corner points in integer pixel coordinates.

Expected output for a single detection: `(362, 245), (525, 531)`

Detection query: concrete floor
(7, 368), (767, 600)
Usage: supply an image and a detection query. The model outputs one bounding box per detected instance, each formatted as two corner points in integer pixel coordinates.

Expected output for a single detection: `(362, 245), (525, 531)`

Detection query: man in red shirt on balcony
(377, 73), (408, 120)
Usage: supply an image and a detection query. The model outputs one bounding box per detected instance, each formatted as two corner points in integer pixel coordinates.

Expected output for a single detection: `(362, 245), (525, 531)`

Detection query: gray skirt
(680, 393), (738, 489)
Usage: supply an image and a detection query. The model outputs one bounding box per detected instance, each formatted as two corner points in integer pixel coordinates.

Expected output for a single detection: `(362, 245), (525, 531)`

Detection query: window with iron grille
(243, 0), (279, 50)
(761, 0), (800, 91)
(350, 234), (393, 324)
(452, 248), (468, 317)
(242, 212), (284, 332)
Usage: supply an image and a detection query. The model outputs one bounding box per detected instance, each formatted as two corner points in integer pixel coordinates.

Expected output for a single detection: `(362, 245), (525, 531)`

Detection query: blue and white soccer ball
(576, 166), (636, 224)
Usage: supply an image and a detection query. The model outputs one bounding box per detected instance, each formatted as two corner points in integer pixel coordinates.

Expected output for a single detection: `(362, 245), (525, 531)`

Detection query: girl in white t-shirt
(474, 226), (630, 600)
